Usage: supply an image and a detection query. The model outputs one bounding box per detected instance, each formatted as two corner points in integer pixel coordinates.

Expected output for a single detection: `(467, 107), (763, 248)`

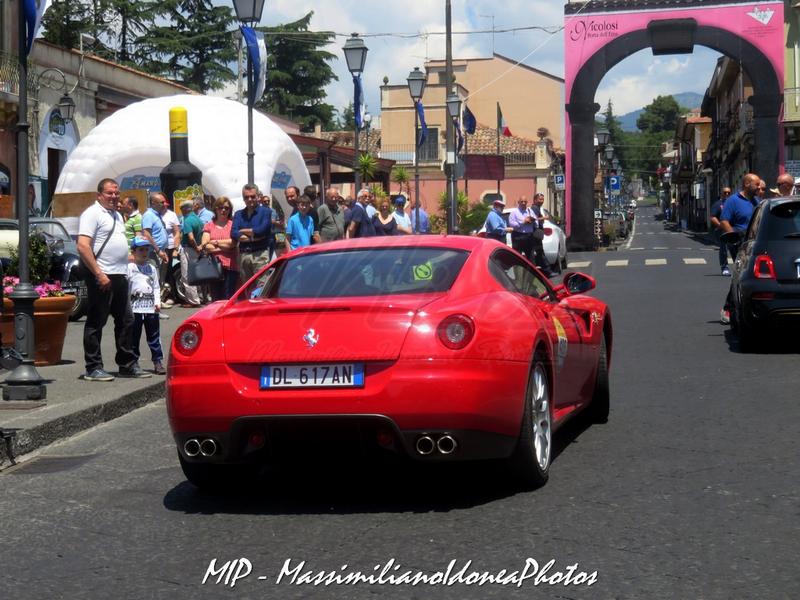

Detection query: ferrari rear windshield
(269, 247), (470, 298)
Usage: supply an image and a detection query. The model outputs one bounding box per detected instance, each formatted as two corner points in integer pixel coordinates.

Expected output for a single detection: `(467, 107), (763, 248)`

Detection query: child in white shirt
(128, 237), (165, 374)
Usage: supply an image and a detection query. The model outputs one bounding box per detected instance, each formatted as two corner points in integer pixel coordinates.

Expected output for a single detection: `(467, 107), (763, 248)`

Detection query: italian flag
(497, 102), (512, 137)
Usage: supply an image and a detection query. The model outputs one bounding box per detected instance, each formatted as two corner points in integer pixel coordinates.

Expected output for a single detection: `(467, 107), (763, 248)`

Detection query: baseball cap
(179, 198), (194, 209)
(393, 195), (406, 205)
(131, 237), (150, 249)
(493, 198), (506, 206)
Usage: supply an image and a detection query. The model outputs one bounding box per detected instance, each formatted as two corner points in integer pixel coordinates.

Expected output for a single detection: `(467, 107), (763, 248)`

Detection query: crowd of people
(711, 172), (793, 324)
(76, 178), (433, 382)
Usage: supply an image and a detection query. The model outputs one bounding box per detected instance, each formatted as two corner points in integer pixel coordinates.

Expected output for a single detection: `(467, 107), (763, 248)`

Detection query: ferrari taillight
(174, 322), (202, 355)
(436, 314), (475, 350)
(753, 255), (776, 279)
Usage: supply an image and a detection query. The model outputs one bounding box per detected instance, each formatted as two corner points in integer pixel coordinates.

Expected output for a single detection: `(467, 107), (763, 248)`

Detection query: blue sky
(218, 1), (721, 122)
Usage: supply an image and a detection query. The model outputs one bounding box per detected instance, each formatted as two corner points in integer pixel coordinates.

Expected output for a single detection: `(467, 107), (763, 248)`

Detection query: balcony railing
(785, 87), (800, 123)
(379, 144), (441, 165)
(0, 51), (34, 98)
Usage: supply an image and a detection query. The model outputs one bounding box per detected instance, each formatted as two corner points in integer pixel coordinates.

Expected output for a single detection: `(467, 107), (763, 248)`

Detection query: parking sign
(554, 174), (565, 191)
(609, 176), (620, 195)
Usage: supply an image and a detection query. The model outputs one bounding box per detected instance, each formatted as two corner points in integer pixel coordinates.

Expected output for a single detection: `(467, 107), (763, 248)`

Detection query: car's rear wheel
(509, 358), (551, 489)
(735, 307), (759, 353)
(68, 280), (88, 321)
(586, 334), (610, 423)
(178, 452), (259, 492)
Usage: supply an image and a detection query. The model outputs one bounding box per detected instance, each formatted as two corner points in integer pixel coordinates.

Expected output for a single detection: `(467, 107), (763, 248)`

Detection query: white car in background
(478, 207), (568, 273)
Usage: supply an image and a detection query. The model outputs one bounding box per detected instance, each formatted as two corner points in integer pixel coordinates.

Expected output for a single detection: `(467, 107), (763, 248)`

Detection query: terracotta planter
(1, 295), (76, 366)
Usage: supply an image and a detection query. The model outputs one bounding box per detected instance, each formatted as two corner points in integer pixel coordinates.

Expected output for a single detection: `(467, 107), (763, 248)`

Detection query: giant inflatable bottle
(160, 106), (204, 206)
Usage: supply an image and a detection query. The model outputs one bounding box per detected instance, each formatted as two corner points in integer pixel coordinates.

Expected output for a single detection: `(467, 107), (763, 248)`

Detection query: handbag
(187, 252), (223, 285)
(532, 227), (545, 241)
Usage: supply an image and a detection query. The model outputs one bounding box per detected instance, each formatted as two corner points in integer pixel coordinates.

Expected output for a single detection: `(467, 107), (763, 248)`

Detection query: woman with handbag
(200, 196), (239, 300)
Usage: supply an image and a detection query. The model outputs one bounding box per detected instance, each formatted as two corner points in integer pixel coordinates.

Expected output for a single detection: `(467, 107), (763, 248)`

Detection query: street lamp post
(406, 67), (426, 233)
(232, 0), (266, 185)
(363, 112), (372, 156)
(343, 33), (368, 194)
(6, 1), (52, 400)
(445, 91), (462, 235)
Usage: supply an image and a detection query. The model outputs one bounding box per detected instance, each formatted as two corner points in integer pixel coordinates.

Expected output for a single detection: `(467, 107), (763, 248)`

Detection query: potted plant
(1, 233), (76, 365)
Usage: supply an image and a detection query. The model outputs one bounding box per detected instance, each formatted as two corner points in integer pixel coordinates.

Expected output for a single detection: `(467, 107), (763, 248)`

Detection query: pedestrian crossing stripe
(566, 258), (711, 268)
(683, 258), (707, 265)
(606, 260), (629, 267)
(646, 259), (667, 266)
(568, 261), (591, 268)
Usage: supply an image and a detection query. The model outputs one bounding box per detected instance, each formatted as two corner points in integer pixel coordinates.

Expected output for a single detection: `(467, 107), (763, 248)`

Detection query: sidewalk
(0, 306), (196, 467)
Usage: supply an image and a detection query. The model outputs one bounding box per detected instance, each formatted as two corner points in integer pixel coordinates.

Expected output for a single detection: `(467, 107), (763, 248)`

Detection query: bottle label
(169, 107), (188, 139)
(173, 183), (204, 205)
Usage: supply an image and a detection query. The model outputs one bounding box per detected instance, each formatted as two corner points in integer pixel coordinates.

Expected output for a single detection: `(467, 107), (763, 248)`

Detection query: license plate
(260, 363), (365, 389)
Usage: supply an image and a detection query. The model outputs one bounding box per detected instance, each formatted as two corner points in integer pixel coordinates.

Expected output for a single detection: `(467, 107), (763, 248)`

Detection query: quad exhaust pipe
(415, 434), (458, 456)
(184, 438), (218, 458)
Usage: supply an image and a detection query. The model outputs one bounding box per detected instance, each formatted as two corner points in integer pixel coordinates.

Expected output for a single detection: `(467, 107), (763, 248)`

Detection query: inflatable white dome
(56, 94), (310, 206)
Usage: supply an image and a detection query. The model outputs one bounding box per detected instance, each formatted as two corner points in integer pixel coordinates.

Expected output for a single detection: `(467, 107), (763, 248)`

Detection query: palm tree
(392, 166), (409, 195)
(358, 153), (378, 185)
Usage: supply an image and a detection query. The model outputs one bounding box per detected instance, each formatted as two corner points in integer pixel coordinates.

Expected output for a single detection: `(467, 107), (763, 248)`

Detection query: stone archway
(564, 2), (783, 250)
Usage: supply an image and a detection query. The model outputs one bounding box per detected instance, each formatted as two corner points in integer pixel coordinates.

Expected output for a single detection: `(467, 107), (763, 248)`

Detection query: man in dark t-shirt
(710, 186), (732, 276)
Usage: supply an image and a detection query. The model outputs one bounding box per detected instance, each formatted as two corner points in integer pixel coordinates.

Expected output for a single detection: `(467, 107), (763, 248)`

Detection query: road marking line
(653, 247), (668, 250)
(683, 258), (707, 265)
(646, 259), (667, 266)
(678, 247), (691, 250)
(567, 261), (592, 268)
(629, 247), (645, 250)
(728, 258), (734, 264)
(606, 260), (629, 267)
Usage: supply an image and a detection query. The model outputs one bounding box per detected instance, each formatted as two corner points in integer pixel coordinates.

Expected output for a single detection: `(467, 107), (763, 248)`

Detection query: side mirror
(563, 272), (596, 295)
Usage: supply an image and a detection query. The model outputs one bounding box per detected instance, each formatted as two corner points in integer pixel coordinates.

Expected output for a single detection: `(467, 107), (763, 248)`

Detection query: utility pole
(445, 0), (457, 234)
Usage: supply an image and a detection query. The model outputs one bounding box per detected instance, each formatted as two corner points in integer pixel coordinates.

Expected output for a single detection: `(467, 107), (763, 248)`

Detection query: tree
(636, 95), (687, 134)
(358, 154), (377, 184)
(136, 0), (237, 92)
(257, 12), (338, 131)
(603, 100), (626, 167)
(337, 102), (355, 131)
(392, 166), (409, 195)
(107, 0), (164, 65)
(42, 0), (93, 50)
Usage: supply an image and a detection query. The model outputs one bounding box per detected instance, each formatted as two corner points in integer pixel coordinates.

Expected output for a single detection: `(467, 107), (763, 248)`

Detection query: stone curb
(0, 380), (165, 468)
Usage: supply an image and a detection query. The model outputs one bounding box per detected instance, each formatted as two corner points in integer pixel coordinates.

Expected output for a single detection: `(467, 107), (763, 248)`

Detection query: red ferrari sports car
(167, 236), (612, 490)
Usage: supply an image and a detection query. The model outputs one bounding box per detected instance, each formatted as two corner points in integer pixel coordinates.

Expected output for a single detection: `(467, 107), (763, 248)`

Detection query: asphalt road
(2, 206), (799, 599)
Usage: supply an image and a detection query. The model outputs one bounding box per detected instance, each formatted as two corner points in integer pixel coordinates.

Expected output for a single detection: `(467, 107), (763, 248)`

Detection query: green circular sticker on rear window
(413, 261), (433, 281)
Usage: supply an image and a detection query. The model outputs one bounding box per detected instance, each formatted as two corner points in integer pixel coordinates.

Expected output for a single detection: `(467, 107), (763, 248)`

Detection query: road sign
(609, 175), (621, 195)
(554, 174), (565, 191)
(594, 209), (602, 219)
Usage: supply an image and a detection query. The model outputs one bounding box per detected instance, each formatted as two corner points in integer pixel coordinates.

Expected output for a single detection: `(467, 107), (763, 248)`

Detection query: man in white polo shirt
(77, 178), (151, 381)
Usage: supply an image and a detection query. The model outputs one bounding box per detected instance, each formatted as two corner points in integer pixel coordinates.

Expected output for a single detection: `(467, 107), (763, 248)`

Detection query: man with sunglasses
(232, 183), (272, 283)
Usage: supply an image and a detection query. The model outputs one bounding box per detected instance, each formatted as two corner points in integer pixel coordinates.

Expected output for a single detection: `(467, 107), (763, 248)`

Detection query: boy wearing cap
(128, 238), (165, 375)
(392, 196), (412, 234)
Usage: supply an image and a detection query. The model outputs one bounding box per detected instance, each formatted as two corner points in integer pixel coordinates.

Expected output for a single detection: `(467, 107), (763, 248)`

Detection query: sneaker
(153, 361), (166, 375)
(162, 299), (175, 309)
(119, 365), (153, 379)
(84, 368), (115, 382)
(158, 312), (170, 320)
(720, 309), (730, 325)
(721, 267), (731, 276)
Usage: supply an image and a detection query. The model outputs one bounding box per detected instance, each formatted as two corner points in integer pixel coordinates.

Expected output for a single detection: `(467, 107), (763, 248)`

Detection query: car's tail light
(754, 255), (776, 279)
(542, 227), (553, 236)
(437, 314), (475, 350)
(174, 322), (202, 355)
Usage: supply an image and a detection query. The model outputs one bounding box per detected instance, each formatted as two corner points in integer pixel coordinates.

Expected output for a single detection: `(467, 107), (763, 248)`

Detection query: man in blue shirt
(483, 198), (512, 242)
(195, 197), (215, 224)
(232, 183), (272, 283)
(140, 193), (169, 268)
(285, 195), (320, 250)
(410, 198), (431, 234)
(719, 173), (760, 324)
(720, 173), (760, 234)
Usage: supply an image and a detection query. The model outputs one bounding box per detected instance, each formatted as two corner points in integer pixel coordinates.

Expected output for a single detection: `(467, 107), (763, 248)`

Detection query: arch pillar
(566, 102), (601, 250)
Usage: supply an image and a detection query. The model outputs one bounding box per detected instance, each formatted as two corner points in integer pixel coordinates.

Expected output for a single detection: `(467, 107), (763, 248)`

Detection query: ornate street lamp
(363, 112), (372, 156)
(406, 67), (426, 233)
(445, 92), (461, 234)
(343, 34), (368, 193)
(596, 128), (611, 147)
(232, 0), (266, 185)
(604, 144), (615, 161)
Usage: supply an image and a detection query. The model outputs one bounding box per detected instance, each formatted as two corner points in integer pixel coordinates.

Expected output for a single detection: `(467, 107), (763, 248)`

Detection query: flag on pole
(24, 0), (52, 55)
(240, 25), (268, 104)
(455, 118), (464, 154)
(415, 100), (428, 149)
(497, 102), (512, 137)
(353, 74), (364, 130)
(463, 104), (477, 135)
